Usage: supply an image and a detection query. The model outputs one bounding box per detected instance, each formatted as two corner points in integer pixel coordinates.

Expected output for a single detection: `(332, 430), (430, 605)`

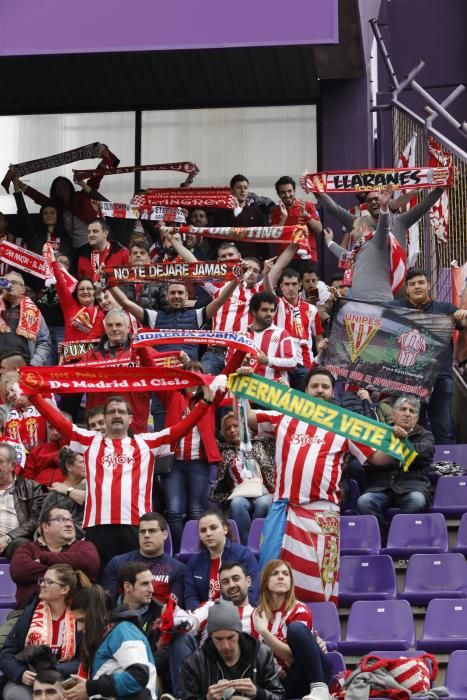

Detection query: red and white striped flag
(428, 137), (451, 242)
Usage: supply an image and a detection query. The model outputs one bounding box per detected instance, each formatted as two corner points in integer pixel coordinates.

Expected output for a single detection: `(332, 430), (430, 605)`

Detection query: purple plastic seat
(246, 518), (264, 558)
(430, 476), (467, 518)
(176, 518), (240, 563)
(308, 602), (341, 651)
(340, 515), (381, 555)
(326, 651), (346, 686)
(445, 650), (467, 700)
(416, 598), (467, 653)
(451, 512), (467, 554)
(164, 526), (173, 557)
(338, 555), (396, 606)
(399, 553), (467, 605)
(338, 600), (414, 655)
(434, 444), (467, 465)
(382, 513), (448, 559)
(0, 564), (16, 608)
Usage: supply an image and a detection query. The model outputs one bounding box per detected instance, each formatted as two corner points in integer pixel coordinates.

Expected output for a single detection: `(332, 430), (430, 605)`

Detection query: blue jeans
(170, 632), (199, 697)
(161, 459), (210, 551)
(427, 375), (455, 444)
(357, 489), (428, 528)
(282, 622), (332, 699)
(288, 365), (310, 392)
(229, 494), (273, 544)
(201, 349), (227, 375)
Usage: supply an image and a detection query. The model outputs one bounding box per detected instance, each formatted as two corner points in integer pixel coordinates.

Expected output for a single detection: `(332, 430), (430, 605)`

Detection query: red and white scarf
(344, 230), (406, 294)
(301, 165), (453, 194)
(24, 600), (76, 661)
(0, 296), (41, 340)
(132, 187), (236, 209)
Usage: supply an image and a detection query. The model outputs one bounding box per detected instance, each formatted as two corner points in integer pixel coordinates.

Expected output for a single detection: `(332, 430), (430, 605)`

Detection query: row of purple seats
(338, 598), (467, 655)
(338, 553), (467, 606)
(176, 518), (242, 563)
(0, 564), (15, 608)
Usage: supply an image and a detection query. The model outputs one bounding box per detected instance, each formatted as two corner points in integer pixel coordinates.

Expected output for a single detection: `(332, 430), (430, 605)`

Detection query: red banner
(19, 365), (206, 394)
(300, 166), (453, 194)
(132, 187), (236, 209)
(97, 202), (186, 222)
(0, 241), (48, 279)
(103, 260), (242, 287)
(172, 224), (307, 244)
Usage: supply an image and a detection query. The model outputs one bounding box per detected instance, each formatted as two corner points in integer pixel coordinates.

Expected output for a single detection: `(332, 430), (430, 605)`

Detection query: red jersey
(53, 260), (105, 342)
(77, 242), (129, 281)
(274, 297), (323, 368)
(251, 601), (312, 671)
(4, 405), (47, 452)
(256, 411), (374, 505)
(246, 324), (296, 381)
(204, 281), (263, 333)
(70, 425), (174, 528)
(270, 200), (320, 261)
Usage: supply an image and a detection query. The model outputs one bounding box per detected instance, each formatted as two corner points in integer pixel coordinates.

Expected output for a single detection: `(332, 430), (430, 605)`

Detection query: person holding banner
(0, 271), (52, 366)
(244, 367), (393, 603)
(357, 395), (435, 533)
(77, 218), (129, 281)
(23, 386), (215, 568)
(321, 184), (444, 301)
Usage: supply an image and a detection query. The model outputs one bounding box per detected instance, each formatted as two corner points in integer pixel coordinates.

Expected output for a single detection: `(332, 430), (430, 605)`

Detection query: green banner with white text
(228, 373), (417, 469)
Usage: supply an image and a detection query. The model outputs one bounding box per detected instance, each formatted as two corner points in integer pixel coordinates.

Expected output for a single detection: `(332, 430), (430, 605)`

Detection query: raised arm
(51, 256), (75, 311)
(28, 394), (74, 440)
(13, 180), (35, 245)
(316, 192), (356, 231)
(109, 286), (145, 322)
(205, 278), (240, 320)
(398, 186), (444, 228)
(324, 228), (347, 260)
(161, 227), (197, 263)
(267, 242), (299, 289)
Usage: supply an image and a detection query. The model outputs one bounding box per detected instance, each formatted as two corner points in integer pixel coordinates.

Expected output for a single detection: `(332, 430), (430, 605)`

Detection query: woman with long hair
(0, 564), (90, 700)
(67, 585), (157, 700)
(184, 508), (260, 611)
(1, 370), (48, 453)
(251, 559), (332, 700)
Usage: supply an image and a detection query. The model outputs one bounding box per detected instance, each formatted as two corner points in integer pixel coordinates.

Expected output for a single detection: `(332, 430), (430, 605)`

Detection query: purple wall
(377, 0), (467, 152)
(0, 0), (338, 55)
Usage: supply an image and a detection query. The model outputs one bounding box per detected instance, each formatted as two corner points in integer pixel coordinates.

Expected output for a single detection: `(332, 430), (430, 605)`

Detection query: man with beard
(161, 562), (257, 700)
(237, 292), (296, 383)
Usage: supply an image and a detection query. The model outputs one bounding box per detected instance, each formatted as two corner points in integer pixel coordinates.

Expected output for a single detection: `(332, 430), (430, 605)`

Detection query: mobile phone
(62, 677), (78, 690)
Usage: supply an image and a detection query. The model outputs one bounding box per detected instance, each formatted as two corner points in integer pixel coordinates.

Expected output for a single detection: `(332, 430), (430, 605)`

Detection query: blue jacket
(86, 608), (157, 700)
(184, 539), (260, 611)
(0, 595), (80, 683)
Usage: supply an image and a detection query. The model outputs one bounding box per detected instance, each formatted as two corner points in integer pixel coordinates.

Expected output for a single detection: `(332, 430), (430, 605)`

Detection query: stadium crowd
(0, 162), (465, 700)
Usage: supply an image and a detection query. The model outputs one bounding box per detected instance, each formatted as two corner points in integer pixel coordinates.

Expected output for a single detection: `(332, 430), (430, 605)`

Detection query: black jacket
(364, 423), (435, 498)
(180, 632), (285, 700)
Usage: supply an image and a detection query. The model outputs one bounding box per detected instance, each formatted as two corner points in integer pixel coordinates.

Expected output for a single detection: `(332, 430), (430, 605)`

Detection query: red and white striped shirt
(5, 406), (48, 452)
(204, 281), (263, 333)
(251, 602), (312, 671)
(69, 426), (173, 528)
(256, 411), (374, 505)
(247, 324), (296, 382)
(274, 297), (323, 368)
(177, 406), (205, 461)
(185, 601), (254, 644)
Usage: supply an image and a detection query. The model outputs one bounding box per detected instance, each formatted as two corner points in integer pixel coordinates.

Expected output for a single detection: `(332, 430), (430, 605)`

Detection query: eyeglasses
(48, 516), (74, 524)
(38, 577), (63, 586)
(139, 528), (163, 536)
(7, 280), (24, 287)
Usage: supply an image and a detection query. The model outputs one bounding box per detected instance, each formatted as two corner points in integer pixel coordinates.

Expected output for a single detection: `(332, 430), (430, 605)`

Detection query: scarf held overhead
(132, 187), (237, 209)
(19, 365), (207, 394)
(228, 372), (417, 469)
(172, 224), (307, 244)
(0, 241), (77, 290)
(97, 201), (186, 222)
(2, 142), (116, 192)
(300, 166), (453, 194)
(132, 329), (258, 356)
(103, 260), (243, 287)
(73, 160), (199, 182)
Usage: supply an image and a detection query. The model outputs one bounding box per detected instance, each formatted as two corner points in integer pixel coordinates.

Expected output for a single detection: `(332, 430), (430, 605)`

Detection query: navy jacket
(184, 539), (260, 611)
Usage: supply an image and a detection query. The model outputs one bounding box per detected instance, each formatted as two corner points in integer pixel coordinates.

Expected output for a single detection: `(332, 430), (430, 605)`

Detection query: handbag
(360, 653), (438, 693)
(228, 477), (264, 500)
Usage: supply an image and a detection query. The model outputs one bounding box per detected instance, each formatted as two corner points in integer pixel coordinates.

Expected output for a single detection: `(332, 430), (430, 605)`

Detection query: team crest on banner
(324, 299), (454, 400)
(344, 313), (381, 362)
